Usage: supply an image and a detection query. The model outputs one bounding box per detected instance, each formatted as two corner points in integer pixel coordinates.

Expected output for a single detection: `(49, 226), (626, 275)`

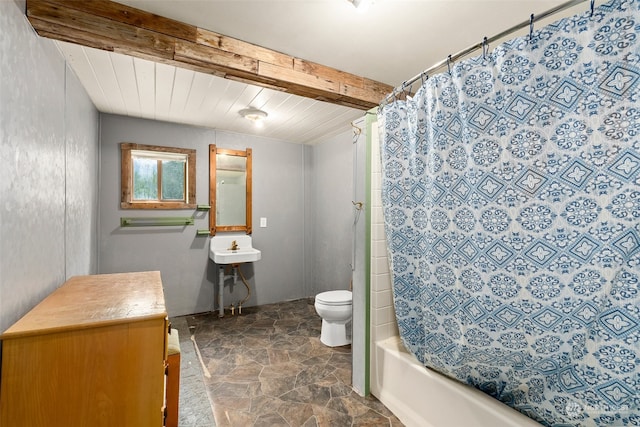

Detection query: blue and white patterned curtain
(378, 1), (639, 425)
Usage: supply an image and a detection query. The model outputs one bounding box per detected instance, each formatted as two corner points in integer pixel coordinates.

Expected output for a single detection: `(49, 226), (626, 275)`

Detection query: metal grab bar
(120, 217), (195, 227)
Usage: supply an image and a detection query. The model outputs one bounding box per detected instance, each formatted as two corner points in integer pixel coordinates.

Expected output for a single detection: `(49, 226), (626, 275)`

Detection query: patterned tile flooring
(171, 298), (403, 427)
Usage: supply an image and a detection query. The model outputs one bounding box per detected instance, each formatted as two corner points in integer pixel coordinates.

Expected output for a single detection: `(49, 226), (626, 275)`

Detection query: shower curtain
(378, 1), (639, 426)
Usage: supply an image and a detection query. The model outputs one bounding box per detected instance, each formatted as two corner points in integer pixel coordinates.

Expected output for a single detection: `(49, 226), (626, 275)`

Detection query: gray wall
(1, 0), (357, 389)
(0, 0), (99, 333)
(99, 115), (306, 317)
(0, 0), (356, 327)
(309, 122), (366, 393)
(99, 114), (356, 317)
(306, 134), (354, 294)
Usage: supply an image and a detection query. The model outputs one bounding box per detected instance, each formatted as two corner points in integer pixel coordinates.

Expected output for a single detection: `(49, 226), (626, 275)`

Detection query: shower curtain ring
(391, 88), (398, 103)
(482, 36), (489, 59)
(529, 14), (535, 41)
(590, 0), (595, 16)
(447, 55), (452, 75)
(421, 71), (428, 85)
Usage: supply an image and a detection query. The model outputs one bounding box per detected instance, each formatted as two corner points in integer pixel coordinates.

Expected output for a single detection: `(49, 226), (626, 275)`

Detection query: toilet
(314, 290), (352, 347)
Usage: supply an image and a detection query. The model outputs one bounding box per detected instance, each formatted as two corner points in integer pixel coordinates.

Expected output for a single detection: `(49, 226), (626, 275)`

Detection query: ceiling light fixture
(239, 107), (268, 122)
(348, 0), (372, 11)
(239, 107), (268, 127)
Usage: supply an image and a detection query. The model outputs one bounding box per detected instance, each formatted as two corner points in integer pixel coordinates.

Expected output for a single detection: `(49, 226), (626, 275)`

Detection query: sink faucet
(229, 240), (239, 250)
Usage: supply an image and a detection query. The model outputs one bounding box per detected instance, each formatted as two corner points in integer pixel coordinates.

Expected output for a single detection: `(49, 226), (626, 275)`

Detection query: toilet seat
(316, 290), (352, 306)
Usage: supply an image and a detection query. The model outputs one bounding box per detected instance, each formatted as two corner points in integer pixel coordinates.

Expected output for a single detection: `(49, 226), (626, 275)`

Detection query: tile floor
(171, 298), (403, 427)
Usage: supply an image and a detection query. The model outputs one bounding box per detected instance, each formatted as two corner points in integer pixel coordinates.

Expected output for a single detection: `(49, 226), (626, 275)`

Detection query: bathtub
(371, 336), (541, 427)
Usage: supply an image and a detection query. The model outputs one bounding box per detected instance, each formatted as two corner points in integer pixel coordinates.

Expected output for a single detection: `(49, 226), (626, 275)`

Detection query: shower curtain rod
(381, 0), (590, 106)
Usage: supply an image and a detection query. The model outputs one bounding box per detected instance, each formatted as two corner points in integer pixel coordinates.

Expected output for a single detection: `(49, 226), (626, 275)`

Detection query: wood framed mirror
(209, 145), (252, 235)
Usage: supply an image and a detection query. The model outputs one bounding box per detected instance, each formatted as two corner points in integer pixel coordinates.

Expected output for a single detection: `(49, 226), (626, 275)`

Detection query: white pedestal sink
(209, 234), (261, 317)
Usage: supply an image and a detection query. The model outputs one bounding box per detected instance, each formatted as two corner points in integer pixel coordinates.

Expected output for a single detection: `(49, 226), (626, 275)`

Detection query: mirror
(209, 145), (252, 235)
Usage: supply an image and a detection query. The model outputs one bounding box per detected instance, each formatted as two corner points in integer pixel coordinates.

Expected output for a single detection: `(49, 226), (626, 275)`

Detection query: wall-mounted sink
(209, 234), (261, 264)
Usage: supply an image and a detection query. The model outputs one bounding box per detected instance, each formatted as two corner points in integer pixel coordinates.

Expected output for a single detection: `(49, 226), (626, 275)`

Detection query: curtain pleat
(378, 1), (640, 425)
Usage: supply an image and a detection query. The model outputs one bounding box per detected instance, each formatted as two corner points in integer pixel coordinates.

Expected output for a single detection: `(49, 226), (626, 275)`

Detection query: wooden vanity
(0, 271), (168, 427)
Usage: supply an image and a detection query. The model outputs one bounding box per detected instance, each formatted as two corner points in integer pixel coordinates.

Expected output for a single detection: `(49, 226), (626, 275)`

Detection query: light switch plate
(260, 217), (267, 227)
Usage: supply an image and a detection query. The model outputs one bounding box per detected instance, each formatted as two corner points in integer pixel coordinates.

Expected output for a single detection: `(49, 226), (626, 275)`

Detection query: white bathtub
(371, 336), (541, 427)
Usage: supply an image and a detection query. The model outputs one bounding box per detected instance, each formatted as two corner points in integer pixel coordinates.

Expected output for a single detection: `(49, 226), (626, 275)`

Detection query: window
(121, 143), (196, 209)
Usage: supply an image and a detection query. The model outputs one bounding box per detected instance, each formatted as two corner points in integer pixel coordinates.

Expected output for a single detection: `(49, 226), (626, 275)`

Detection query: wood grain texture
(27, 1), (176, 59)
(0, 271), (168, 427)
(49, 0), (198, 41)
(174, 39), (259, 74)
(209, 144), (217, 235)
(26, 0), (392, 109)
(1, 271), (166, 338)
(246, 148), (253, 235)
(197, 28), (293, 69)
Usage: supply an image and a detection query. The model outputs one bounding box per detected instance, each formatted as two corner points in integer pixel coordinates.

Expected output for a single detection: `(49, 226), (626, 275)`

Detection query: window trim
(120, 143), (196, 209)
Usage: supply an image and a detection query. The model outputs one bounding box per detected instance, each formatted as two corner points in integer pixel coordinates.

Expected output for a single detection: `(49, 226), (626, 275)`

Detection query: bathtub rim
(371, 335), (542, 427)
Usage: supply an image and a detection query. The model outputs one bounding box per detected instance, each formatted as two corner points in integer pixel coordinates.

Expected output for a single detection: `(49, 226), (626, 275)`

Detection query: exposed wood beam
(26, 0), (393, 110)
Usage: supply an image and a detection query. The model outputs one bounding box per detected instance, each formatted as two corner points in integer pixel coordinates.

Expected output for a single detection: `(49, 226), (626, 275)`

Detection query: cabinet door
(0, 318), (166, 427)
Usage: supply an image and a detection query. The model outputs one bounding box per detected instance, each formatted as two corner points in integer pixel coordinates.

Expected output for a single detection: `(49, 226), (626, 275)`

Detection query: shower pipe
(380, 0), (593, 106)
(351, 121), (365, 276)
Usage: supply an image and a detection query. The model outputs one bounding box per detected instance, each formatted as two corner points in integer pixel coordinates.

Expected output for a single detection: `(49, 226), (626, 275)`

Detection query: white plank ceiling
(57, 41), (364, 145)
(54, 0), (590, 145)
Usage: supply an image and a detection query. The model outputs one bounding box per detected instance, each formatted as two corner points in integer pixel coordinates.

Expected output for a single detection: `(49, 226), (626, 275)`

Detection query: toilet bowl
(314, 290), (352, 347)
